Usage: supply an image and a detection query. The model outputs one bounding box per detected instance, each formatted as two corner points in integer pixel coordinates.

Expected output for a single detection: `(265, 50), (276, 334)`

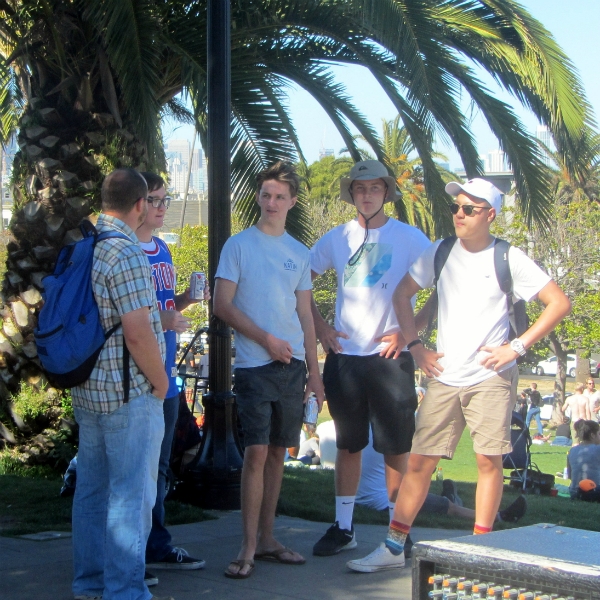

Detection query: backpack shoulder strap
(425, 235), (457, 338)
(493, 238), (512, 295)
(433, 235), (457, 289)
(92, 228), (132, 404)
(493, 238), (522, 339)
(96, 231), (131, 244)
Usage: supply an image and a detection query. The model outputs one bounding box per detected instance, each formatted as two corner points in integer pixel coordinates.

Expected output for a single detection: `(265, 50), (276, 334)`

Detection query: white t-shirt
(410, 238), (551, 387)
(310, 218), (431, 355)
(216, 226), (312, 368)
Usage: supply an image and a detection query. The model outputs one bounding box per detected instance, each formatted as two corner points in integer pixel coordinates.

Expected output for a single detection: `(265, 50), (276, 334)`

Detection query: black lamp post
(180, 0), (244, 510)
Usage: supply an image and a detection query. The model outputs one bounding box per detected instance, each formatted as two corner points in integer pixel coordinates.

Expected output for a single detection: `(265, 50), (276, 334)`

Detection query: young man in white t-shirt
(214, 162), (325, 579)
(310, 160), (431, 557)
(347, 177), (571, 573)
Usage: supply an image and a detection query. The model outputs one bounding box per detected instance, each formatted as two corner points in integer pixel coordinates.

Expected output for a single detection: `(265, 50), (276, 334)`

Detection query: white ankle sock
(335, 496), (355, 531)
(389, 502), (395, 524)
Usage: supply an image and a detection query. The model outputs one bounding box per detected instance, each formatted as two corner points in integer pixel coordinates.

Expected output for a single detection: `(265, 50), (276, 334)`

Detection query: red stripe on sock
(473, 523), (493, 535)
(390, 520), (411, 535)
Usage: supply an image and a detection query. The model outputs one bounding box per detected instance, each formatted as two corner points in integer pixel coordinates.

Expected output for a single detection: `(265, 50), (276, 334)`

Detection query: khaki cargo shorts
(411, 365), (518, 458)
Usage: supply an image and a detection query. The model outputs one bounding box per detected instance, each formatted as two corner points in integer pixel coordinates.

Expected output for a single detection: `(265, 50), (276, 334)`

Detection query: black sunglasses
(450, 203), (490, 216)
(147, 195), (172, 209)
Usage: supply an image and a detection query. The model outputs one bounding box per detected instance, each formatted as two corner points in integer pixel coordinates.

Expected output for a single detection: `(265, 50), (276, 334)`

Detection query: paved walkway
(0, 511), (470, 600)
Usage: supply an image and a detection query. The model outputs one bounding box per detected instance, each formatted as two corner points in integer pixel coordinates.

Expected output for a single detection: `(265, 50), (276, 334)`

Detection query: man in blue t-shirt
(138, 172), (209, 578)
(214, 161), (325, 579)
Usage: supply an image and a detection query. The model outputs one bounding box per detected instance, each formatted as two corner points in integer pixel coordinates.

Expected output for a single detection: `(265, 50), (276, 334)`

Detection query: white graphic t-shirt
(311, 218), (431, 355)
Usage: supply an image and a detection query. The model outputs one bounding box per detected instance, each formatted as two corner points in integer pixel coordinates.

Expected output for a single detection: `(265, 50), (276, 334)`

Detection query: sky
(164, 0), (600, 172)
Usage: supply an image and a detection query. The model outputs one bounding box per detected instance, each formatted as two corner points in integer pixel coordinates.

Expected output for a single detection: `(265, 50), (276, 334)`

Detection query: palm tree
(0, 0), (595, 448)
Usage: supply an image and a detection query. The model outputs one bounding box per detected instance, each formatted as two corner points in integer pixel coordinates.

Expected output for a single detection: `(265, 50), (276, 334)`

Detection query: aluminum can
(190, 272), (206, 300)
(303, 394), (319, 425)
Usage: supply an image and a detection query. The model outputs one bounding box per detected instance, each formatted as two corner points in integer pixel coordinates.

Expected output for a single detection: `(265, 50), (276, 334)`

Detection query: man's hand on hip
(315, 321), (348, 354)
(375, 330), (406, 359)
(410, 344), (444, 378)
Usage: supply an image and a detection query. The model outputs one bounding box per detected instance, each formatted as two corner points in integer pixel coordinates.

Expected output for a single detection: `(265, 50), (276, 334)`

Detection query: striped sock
(385, 520), (410, 555)
(473, 523), (493, 535)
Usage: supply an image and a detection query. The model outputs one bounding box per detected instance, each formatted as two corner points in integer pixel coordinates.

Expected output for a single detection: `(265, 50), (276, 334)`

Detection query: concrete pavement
(0, 511), (470, 600)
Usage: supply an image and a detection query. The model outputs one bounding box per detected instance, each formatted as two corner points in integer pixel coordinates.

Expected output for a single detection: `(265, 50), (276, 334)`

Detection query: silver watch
(510, 338), (526, 357)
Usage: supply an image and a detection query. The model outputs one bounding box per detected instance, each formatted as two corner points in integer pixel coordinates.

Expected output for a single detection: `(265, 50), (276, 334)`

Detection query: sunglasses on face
(147, 195), (172, 209)
(450, 203), (491, 216)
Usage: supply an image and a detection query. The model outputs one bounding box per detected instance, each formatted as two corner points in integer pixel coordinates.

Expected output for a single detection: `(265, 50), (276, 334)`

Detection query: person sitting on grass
(568, 420), (600, 502)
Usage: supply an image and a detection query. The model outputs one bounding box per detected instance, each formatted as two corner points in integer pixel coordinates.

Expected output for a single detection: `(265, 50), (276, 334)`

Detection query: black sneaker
(313, 522), (357, 556)
(144, 570), (158, 587)
(499, 495), (527, 523)
(441, 479), (463, 506)
(403, 533), (414, 559)
(147, 547), (206, 570)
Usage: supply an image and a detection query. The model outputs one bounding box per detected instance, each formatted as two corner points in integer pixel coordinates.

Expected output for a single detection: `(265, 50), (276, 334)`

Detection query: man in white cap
(310, 160), (431, 557)
(347, 177), (571, 573)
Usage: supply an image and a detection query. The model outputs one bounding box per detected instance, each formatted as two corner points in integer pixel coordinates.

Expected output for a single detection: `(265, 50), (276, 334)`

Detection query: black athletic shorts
(234, 358), (306, 448)
(323, 352), (417, 455)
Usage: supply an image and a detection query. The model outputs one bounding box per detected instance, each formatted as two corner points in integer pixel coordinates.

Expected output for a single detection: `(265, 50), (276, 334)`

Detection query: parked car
(532, 355), (599, 378)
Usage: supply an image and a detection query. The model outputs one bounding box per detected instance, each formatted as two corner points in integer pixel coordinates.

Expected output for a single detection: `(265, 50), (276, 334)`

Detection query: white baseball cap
(445, 178), (503, 213)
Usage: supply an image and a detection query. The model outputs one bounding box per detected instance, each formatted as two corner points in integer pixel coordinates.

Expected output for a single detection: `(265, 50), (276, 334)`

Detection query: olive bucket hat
(340, 160), (400, 204)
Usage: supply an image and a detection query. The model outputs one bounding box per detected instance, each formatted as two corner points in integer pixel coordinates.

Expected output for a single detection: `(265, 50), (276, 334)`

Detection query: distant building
(166, 139), (207, 194)
(536, 125), (555, 167)
(319, 148), (335, 160)
(488, 149), (508, 173)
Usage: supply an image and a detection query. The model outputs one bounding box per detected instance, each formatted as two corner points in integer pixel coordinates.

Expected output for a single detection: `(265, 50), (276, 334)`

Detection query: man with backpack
(137, 172), (207, 579)
(347, 177), (571, 573)
(70, 169), (172, 600)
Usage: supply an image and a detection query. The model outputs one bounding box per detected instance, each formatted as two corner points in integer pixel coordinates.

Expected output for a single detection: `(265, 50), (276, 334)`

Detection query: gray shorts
(234, 358), (306, 448)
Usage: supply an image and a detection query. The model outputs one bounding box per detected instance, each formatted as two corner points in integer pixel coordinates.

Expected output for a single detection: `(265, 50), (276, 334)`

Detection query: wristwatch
(509, 338), (526, 357)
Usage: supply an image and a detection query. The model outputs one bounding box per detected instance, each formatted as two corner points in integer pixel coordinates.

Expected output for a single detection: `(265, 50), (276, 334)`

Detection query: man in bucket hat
(347, 177), (571, 573)
(310, 160), (431, 557)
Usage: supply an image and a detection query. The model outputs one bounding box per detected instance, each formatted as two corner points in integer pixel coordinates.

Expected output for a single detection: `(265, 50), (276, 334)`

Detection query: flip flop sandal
(254, 547), (306, 565)
(224, 558), (255, 579)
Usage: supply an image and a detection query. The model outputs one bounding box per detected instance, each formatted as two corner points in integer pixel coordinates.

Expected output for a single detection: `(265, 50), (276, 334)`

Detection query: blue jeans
(526, 406), (543, 436)
(72, 393), (164, 600)
(146, 394), (179, 562)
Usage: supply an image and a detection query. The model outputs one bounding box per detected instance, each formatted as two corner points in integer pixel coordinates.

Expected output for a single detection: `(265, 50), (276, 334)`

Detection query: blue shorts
(234, 358), (306, 448)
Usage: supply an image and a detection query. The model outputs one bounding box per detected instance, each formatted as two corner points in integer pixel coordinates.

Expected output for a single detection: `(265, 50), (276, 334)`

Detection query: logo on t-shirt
(284, 258), (298, 271)
(344, 243), (392, 287)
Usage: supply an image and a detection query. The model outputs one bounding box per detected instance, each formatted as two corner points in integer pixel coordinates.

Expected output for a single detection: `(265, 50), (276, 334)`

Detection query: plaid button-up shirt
(72, 214), (166, 413)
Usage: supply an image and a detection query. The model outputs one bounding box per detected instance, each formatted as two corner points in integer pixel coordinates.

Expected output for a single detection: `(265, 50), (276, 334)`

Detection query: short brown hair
(256, 161), (300, 198)
(101, 169), (148, 212)
(140, 172), (166, 194)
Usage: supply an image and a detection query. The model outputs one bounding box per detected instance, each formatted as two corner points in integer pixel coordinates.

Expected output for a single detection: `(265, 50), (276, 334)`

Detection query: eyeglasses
(588, 381), (595, 385)
(450, 203), (490, 216)
(147, 195), (172, 209)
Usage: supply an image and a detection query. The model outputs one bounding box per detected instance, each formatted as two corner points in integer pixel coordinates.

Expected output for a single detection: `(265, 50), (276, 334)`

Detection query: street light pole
(181, 0), (243, 510)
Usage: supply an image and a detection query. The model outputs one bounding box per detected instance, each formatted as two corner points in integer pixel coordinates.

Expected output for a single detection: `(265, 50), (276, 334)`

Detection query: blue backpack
(34, 222), (131, 390)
